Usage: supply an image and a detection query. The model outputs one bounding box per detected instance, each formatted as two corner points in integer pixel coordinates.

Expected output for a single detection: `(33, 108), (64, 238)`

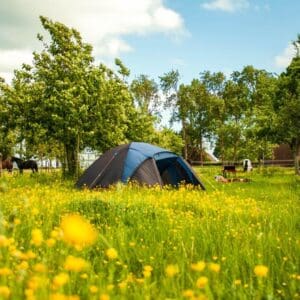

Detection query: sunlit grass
(0, 168), (299, 299)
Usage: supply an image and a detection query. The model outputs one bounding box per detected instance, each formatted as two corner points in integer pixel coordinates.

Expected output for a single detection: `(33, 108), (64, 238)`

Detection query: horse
(11, 157), (38, 174)
(0, 158), (13, 174)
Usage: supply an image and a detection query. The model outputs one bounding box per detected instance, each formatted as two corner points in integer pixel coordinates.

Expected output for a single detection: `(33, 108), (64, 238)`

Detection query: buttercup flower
(31, 229), (43, 246)
(105, 248), (118, 260)
(191, 261), (206, 272)
(254, 265), (269, 277)
(196, 276), (208, 289)
(60, 214), (98, 248)
(64, 255), (89, 272)
(165, 264), (179, 277)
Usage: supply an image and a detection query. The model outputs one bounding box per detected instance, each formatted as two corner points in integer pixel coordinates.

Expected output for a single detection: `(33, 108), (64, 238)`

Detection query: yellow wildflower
(143, 265), (153, 278)
(144, 265), (153, 272)
(33, 263), (47, 273)
(234, 279), (242, 285)
(50, 293), (67, 300)
(14, 218), (21, 225)
(60, 214), (98, 248)
(191, 261), (206, 272)
(17, 261), (29, 271)
(209, 263), (221, 273)
(0, 286), (11, 298)
(99, 294), (110, 300)
(27, 276), (41, 291)
(0, 235), (9, 247)
(254, 265), (269, 277)
(165, 264), (179, 277)
(143, 270), (151, 278)
(105, 248), (118, 260)
(25, 250), (37, 260)
(53, 273), (69, 288)
(64, 255), (89, 272)
(50, 229), (60, 239)
(31, 229), (43, 246)
(46, 238), (56, 248)
(25, 288), (35, 300)
(80, 273), (88, 279)
(0, 268), (12, 276)
(135, 278), (144, 284)
(68, 296), (80, 300)
(32, 208), (39, 216)
(89, 285), (98, 294)
(196, 276), (208, 289)
(182, 289), (194, 298)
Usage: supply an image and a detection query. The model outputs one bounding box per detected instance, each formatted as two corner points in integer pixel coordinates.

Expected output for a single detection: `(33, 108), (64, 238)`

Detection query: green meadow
(0, 167), (299, 300)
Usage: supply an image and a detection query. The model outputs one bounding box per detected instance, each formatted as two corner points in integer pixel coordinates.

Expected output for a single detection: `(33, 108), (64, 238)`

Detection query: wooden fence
(191, 160), (294, 167)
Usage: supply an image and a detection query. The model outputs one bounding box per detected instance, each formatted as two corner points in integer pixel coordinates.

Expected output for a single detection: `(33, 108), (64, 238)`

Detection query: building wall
(273, 144), (293, 160)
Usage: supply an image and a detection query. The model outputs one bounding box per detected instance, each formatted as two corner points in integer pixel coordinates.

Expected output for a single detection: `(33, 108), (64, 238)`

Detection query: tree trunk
(199, 134), (203, 165)
(219, 128), (225, 163)
(294, 140), (300, 176)
(182, 119), (188, 160)
(64, 142), (80, 178)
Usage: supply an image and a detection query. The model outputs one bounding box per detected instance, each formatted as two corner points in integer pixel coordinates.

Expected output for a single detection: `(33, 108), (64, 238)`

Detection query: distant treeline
(0, 17), (299, 176)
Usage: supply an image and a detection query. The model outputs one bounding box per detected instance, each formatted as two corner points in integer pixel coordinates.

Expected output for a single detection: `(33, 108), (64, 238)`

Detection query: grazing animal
(12, 157), (38, 174)
(0, 158), (13, 174)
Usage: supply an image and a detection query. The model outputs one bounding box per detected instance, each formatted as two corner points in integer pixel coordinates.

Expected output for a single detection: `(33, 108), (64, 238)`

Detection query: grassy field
(0, 167), (299, 300)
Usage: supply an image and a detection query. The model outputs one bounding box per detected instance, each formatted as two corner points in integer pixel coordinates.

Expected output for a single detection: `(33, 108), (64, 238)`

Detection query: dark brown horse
(12, 156), (38, 174)
(0, 158), (13, 174)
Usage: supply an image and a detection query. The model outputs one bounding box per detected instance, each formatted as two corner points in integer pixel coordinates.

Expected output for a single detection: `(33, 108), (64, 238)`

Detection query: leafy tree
(274, 35), (300, 174)
(242, 68), (278, 162)
(0, 77), (18, 158)
(130, 74), (161, 118)
(179, 79), (214, 162)
(6, 17), (147, 178)
(152, 127), (184, 155)
(199, 71), (227, 162)
(160, 70), (190, 158)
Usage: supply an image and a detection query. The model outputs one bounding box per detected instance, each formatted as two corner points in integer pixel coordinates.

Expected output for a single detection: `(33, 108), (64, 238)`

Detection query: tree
(179, 79), (214, 162)
(130, 74), (160, 118)
(6, 17), (147, 178)
(274, 35), (300, 174)
(199, 71), (227, 162)
(152, 127), (184, 155)
(0, 77), (19, 158)
(160, 70), (190, 158)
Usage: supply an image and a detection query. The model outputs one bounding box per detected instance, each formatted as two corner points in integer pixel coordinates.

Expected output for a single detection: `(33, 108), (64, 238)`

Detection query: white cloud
(95, 38), (133, 57)
(0, 49), (33, 83)
(0, 0), (185, 81)
(202, 0), (249, 12)
(275, 43), (297, 68)
(0, 72), (14, 84)
(0, 49), (33, 71)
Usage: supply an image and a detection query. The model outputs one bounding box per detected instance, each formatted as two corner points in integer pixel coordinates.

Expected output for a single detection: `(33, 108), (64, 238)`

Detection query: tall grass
(0, 168), (299, 299)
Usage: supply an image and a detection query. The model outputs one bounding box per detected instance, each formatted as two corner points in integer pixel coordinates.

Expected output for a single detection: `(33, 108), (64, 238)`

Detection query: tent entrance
(155, 157), (192, 186)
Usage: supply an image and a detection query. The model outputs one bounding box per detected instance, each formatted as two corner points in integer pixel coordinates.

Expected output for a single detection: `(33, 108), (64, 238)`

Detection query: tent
(76, 142), (205, 190)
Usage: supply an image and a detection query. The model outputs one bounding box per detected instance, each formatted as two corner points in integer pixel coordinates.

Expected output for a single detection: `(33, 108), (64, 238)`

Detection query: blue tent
(76, 142), (205, 190)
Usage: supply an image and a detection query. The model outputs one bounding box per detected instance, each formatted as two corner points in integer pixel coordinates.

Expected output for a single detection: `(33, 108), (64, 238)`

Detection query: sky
(0, 0), (299, 85)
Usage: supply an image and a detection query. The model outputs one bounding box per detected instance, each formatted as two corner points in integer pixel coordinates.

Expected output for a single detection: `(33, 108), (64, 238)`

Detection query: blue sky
(122, 0), (300, 83)
(0, 0), (299, 84)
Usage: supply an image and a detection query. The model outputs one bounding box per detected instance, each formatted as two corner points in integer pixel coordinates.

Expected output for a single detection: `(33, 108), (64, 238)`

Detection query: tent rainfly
(76, 142), (205, 190)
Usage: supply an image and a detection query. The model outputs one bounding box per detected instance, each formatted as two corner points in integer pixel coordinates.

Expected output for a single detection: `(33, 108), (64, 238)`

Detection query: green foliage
(1, 17), (154, 177)
(130, 74), (160, 117)
(274, 35), (300, 174)
(152, 127), (184, 155)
